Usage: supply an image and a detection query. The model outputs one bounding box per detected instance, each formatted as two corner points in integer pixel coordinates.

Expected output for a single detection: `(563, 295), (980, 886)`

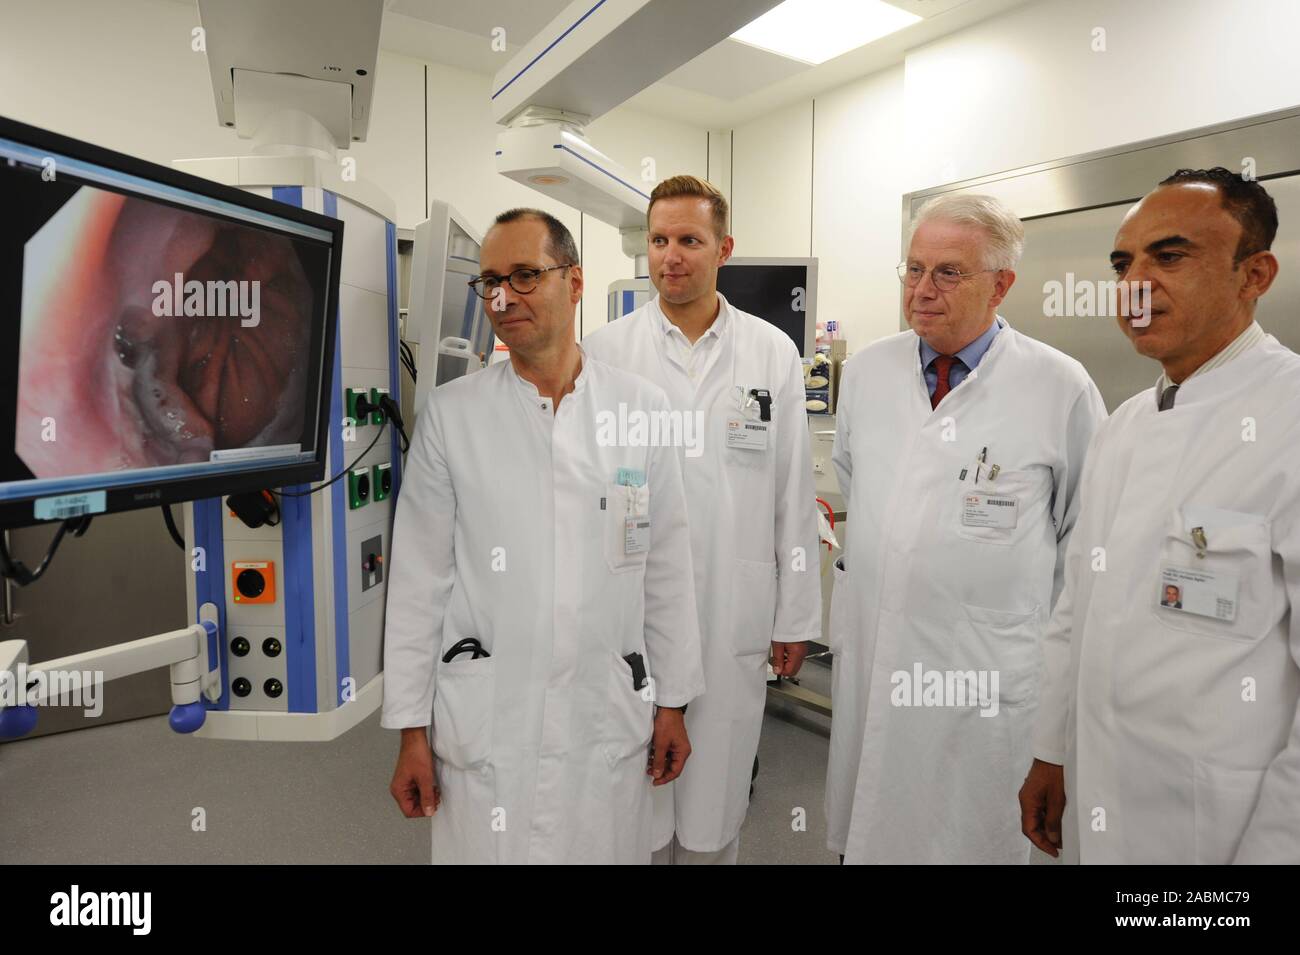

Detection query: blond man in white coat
(382, 209), (705, 864)
(829, 194), (1106, 864)
(1021, 168), (1300, 864)
(582, 176), (822, 865)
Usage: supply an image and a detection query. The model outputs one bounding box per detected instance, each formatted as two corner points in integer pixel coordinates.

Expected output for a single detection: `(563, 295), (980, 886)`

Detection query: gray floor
(0, 656), (837, 865)
(739, 654), (836, 865)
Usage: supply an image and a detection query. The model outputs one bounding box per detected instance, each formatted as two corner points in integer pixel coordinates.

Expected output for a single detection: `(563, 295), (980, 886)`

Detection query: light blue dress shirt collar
(919, 315), (1005, 396)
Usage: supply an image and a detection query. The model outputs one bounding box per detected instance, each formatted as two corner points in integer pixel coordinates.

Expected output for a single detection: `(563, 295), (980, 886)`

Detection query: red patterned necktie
(931, 354), (956, 410)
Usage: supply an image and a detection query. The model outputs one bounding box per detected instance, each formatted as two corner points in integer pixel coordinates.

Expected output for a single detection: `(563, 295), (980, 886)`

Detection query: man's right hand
(391, 727), (440, 818)
(648, 706), (691, 786)
(1018, 758), (1066, 857)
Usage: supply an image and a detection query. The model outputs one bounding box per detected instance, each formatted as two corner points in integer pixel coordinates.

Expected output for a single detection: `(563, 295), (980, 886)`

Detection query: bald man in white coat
(1021, 169), (1300, 864)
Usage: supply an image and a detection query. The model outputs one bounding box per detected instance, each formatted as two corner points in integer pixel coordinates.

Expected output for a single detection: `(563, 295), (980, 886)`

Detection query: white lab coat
(829, 321), (1106, 863)
(381, 353), (705, 864)
(582, 293), (822, 852)
(1034, 335), (1300, 864)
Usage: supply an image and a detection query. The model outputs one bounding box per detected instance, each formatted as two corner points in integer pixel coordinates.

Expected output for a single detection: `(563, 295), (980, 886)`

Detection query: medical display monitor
(716, 257), (818, 359)
(0, 116), (344, 528)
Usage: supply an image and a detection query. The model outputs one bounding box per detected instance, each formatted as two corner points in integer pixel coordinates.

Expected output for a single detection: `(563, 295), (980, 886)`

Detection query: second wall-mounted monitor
(717, 257), (818, 359)
(407, 201), (494, 418)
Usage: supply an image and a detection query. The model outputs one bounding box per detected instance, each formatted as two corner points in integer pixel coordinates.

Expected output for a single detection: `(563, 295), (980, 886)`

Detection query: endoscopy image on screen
(6, 167), (332, 485)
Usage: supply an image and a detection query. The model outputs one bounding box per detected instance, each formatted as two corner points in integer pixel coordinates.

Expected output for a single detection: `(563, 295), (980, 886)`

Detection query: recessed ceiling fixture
(731, 0), (922, 65)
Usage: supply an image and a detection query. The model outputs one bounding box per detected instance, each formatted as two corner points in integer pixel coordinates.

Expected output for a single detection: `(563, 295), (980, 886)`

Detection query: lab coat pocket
(828, 556), (851, 656)
(431, 655), (495, 772)
(732, 558), (779, 656)
(959, 602), (1043, 708)
(601, 650), (654, 766)
(953, 468), (1045, 546)
(604, 483), (650, 574)
(1152, 512), (1274, 643)
(1192, 760), (1266, 864)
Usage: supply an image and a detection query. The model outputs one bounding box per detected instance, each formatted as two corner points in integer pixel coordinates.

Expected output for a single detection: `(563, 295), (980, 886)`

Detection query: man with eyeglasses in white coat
(1021, 169), (1300, 864)
(828, 193), (1107, 864)
(582, 175), (822, 865)
(382, 208), (705, 865)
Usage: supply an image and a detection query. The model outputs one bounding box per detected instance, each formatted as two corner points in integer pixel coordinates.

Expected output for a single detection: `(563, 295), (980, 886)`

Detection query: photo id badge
(1158, 565), (1238, 622)
(726, 419), (768, 450)
(961, 492), (1019, 529)
(624, 516), (650, 555)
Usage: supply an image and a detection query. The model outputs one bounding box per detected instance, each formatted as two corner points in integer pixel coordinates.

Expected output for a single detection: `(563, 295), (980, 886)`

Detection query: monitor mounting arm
(492, 0), (783, 265)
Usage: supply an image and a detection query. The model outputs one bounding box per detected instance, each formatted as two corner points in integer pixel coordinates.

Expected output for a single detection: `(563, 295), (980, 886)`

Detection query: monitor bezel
(0, 114), (345, 530)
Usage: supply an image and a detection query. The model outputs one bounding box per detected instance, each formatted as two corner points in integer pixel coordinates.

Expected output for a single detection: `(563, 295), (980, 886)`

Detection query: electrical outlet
(345, 387), (367, 423)
(347, 468), (371, 509)
(231, 561), (276, 604)
(372, 462), (392, 501)
(369, 387), (389, 425)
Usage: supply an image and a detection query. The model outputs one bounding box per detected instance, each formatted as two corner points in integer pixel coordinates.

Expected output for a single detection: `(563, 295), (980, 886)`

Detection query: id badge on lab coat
(726, 418), (768, 450)
(726, 386), (770, 451)
(961, 492), (1019, 529)
(625, 516), (650, 555)
(1158, 565), (1239, 622)
(609, 478), (651, 562)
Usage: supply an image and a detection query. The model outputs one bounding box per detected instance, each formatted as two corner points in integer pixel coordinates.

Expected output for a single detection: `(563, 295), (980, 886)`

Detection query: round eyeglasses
(468, 264), (571, 299)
